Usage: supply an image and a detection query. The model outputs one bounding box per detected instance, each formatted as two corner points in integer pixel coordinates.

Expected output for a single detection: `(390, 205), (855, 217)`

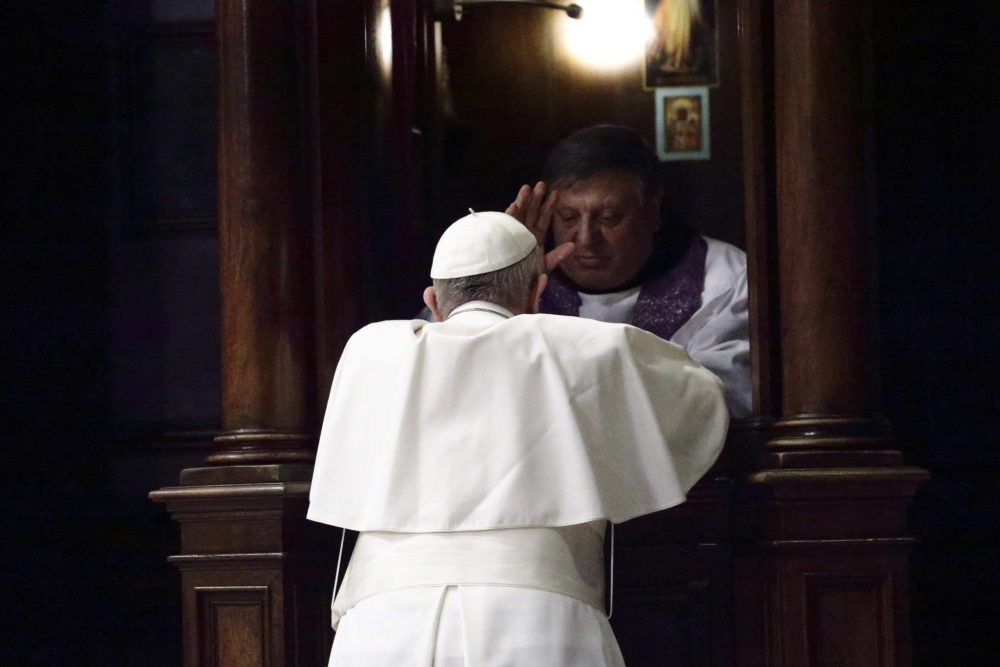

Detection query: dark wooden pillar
(774, 0), (876, 420)
(736, 1), (927, 665)
(151, 1), (347, 665)
(209, 0), (317, 465)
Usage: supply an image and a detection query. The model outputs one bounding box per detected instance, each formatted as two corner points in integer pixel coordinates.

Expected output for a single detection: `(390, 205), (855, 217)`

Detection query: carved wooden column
(208, 1), (317, 465)
(151, 1), (346, 664)
(735, 1), (927, 665)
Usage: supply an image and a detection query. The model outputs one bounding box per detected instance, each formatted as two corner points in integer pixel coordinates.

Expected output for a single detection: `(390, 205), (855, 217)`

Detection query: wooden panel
(804, 574), (890, 667)
(179, 516), (286, 555)
(613, 539), (734, 666)
(197, 586), (270, 667)
(611, 475), (735, 665)
(174, 557), (336, 667)
(154, 474), (339, 666)
(777, 550), (909, 667)
(613, 582), (714, 667)
(731, 467), (922, 667)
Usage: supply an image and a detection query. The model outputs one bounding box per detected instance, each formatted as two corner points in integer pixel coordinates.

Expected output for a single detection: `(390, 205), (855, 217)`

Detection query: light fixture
(433, 0), (583, 22)
(377, 2), (392, 78)
(560, 0), (651, 71)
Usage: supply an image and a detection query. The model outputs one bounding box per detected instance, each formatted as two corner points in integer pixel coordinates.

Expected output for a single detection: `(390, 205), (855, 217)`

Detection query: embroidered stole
(541, 233), (707, 340)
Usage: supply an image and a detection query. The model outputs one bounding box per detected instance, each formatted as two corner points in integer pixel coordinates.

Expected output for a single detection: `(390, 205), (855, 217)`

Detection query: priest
(507, 124), (751, 416)
(308, 210), (729, 666)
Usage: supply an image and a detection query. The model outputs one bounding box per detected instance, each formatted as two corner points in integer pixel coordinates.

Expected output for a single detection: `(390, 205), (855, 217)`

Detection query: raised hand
(506, 181), (574, 272)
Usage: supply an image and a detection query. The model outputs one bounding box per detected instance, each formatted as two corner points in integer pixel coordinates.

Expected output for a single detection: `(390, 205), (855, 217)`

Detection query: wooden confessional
(152, 1), (927, 664)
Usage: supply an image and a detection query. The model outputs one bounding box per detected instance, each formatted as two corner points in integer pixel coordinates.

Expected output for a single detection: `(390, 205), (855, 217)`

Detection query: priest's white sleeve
(670, 238), (752, 418)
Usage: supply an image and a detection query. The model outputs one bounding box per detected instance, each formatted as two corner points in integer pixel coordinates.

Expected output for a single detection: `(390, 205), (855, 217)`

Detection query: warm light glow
(560, 0), (652, 70)
(377, 3), (393, 78)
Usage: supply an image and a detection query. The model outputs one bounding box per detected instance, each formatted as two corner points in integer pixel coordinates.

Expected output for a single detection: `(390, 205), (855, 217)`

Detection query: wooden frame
(655, 87), (710, 160)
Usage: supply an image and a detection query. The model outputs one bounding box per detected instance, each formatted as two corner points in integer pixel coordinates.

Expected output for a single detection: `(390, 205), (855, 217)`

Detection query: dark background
(1, 1), (997, 664)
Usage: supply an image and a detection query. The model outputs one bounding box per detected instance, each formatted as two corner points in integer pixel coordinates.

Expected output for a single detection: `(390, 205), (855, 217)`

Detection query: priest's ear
(423, 286), (444, 322)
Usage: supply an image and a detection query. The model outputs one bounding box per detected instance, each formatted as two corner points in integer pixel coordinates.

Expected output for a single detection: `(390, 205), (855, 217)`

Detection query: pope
(308, 210), (729, 666)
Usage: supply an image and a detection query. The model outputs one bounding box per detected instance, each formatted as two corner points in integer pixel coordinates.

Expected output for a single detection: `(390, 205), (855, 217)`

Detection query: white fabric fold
(328, 585), (625, 667)
(330, 522), (607, 630)
(308, 309), (728, 532)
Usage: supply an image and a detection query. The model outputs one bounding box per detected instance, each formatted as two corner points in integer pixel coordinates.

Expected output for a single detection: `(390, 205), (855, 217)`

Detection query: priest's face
(550, 170), (661, 291)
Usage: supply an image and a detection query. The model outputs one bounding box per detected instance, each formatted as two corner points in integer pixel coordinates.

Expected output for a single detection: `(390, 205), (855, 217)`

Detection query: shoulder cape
(307, 314), (728, 531)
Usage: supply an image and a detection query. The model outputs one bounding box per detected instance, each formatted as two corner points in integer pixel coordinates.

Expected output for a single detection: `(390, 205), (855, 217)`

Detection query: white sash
(331, 522), (606, 629)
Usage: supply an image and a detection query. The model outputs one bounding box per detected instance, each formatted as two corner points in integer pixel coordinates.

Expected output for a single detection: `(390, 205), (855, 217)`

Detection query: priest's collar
(447, 300), (513, 320)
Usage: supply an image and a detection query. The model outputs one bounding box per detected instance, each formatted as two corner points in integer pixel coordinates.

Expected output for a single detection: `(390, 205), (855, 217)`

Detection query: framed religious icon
(644, 0), (718, 88)
(655, 87), (710, 161)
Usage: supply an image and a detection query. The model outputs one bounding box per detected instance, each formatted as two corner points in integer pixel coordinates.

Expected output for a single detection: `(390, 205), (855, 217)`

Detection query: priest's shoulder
(704, 237), (747, 273)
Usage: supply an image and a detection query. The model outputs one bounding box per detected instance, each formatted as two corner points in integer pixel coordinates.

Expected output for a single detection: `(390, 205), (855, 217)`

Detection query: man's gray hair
(433, 250), (542, 319)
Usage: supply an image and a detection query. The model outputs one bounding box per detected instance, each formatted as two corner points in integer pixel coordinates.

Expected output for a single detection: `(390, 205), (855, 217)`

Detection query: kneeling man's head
(423, 211), (546, 321)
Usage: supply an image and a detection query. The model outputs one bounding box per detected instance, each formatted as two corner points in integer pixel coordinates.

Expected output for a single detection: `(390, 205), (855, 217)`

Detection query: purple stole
(540, 235), (708, 341)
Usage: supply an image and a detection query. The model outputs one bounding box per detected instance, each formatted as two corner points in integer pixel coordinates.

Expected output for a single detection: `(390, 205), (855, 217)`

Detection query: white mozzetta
(308, 305), (728, 532)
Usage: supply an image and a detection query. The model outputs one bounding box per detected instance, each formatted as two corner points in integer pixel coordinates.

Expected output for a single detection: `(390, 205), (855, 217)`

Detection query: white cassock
(308, 301), (729, 666)
(576, 237), (751, 417)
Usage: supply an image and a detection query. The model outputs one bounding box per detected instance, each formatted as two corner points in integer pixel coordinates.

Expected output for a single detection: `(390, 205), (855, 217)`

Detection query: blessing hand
(506, 181), (574, 272)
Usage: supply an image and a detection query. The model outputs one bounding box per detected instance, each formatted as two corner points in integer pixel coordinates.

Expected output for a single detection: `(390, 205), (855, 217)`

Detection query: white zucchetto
(430, 210), (537, 279)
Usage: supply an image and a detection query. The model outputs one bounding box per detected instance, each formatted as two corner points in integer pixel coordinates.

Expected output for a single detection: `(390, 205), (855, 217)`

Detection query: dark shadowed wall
(873, 3), (1000, 664)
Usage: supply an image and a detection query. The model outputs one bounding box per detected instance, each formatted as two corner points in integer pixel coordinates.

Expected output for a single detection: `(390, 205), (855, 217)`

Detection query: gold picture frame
(655, 87), (710, 161)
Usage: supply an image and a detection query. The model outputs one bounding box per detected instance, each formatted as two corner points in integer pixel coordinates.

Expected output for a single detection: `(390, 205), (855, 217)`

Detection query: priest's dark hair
(541, 124), (662, 204)
(432, 250), (542, 319)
